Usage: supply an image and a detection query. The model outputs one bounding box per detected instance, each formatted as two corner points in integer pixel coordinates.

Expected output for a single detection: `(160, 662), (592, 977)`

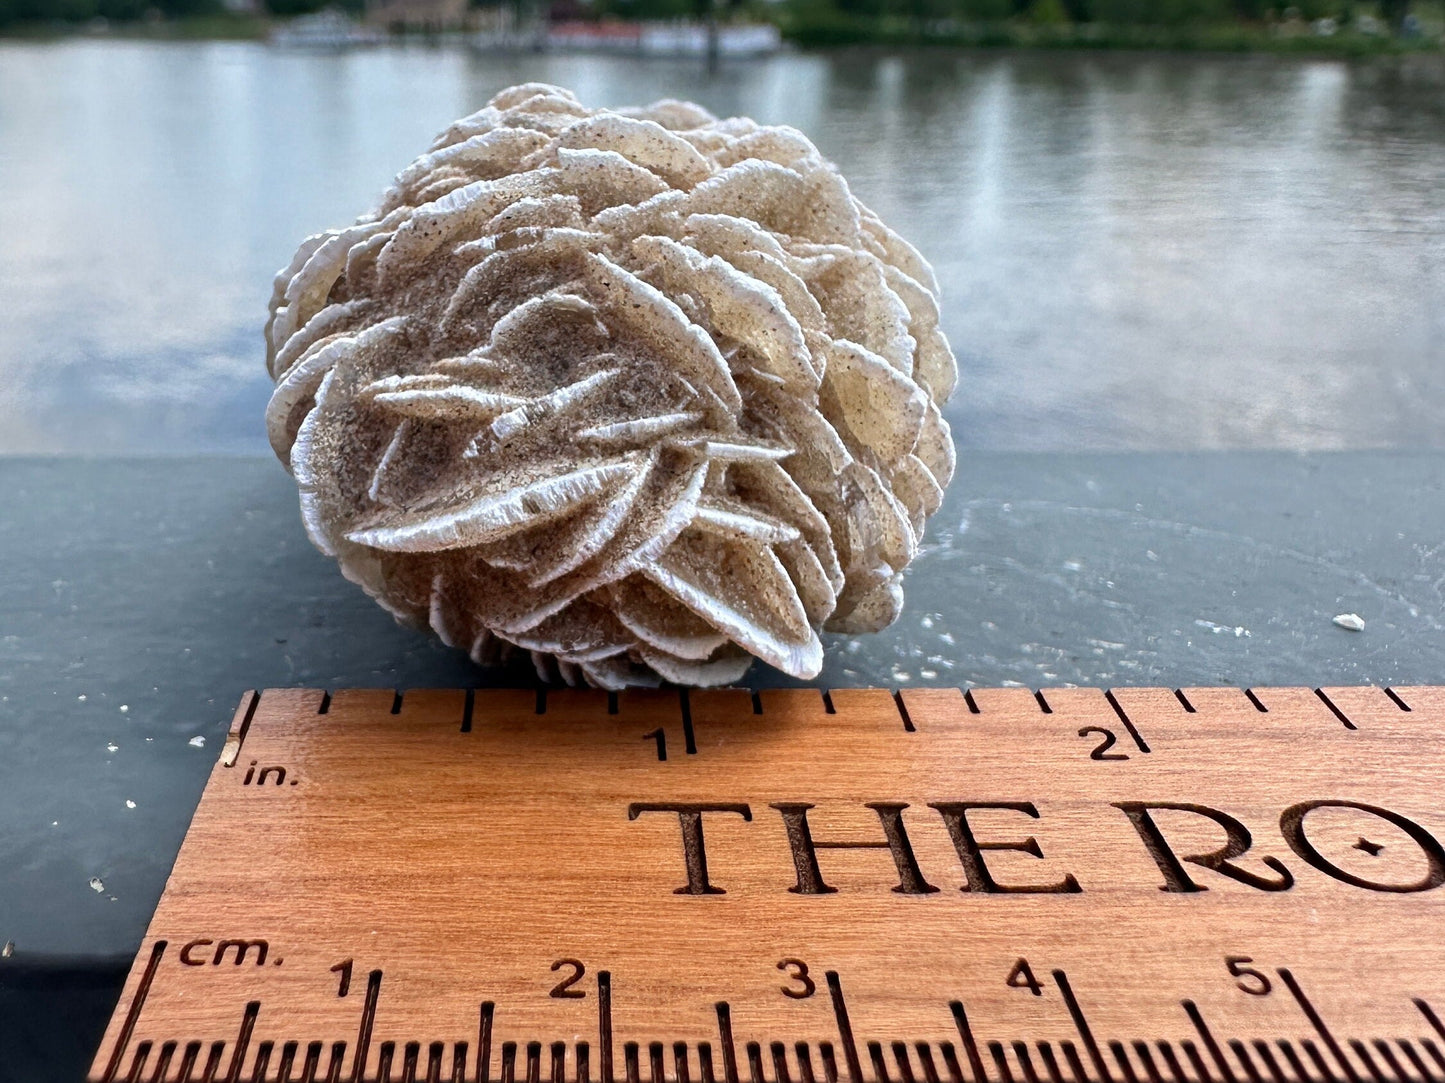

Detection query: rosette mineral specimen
(265, 83), (957, 688)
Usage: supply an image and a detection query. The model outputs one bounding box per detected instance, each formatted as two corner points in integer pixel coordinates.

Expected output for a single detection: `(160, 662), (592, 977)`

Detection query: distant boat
(270, 9), (386, 48)
(475, 20), (781, 57)
(636, 22), (780, 57)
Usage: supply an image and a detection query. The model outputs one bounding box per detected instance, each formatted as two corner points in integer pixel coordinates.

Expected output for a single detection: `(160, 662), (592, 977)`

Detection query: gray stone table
(2, 452), (1443, 1080)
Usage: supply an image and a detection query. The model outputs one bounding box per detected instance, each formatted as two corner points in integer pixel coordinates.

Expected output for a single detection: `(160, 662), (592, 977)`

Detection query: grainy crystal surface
(266, 83), (957, 688)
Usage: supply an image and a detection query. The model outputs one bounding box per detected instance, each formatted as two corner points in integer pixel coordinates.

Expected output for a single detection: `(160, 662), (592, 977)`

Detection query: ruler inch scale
(85, 685), (1445, 1083)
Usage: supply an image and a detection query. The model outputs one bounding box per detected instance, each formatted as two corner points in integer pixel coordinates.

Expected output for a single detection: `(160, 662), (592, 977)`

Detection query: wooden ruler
(88, 686), (1445, 1083)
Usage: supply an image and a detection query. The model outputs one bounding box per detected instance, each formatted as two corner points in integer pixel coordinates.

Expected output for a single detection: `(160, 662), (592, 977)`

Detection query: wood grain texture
(86, 686), (1445, 1083)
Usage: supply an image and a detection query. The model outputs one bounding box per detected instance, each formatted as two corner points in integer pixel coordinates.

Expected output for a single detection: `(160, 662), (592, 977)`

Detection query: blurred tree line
(0, 0), (1422, 45)
(773, 0), (1415, 30)
(0, 0), (360, 26)
(562, 0), (1421, 37)
(0, 0), (206, 23)
(770, 0), (1423, 44)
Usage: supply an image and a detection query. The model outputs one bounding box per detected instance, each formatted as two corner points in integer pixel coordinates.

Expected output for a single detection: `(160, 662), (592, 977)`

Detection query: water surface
(0, 42), (1441, 453)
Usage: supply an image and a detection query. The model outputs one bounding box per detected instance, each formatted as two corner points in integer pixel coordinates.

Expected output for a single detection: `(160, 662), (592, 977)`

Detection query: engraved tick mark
(1354, 837), (1384, 856)
(893, 691), (915, 731)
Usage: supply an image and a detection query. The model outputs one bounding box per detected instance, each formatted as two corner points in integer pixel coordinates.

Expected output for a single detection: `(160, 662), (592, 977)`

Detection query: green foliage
(0, 0), (1436, 59)
(955, 0), (1012, 18)
(264, 0), (317, 13)
(1378, 0), (1409, 25)
(0, 0), (223, 25)
(594, 0), (697, 19)
(760, 0), (1434, 38)
(1090, 0), (1232, 25)
(1027, 0), (1067, 21)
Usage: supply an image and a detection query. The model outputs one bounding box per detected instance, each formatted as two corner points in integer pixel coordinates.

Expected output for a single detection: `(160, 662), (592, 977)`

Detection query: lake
(0, 41), (1442, 453)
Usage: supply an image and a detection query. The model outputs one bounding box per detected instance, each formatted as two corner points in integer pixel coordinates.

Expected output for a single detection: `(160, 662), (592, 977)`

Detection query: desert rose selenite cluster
(265, 83), (956, 688)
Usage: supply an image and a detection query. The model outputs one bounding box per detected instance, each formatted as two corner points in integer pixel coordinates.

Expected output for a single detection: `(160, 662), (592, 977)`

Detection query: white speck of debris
(2, 940), (13, 958)
(106, 743), (118, 753)
(920, 614), (934, 629)
(77, 694), (87, 702)
(125, 800), (136, 809)
(89, 877), (104, 893)
(51, 821), (58, 827)
(1145, 550), (1159, 562)
(1063, 560), (1083, 572)
(119, 704), (128, 713)
(1334, 613), (1366, 632)
(189, 735), (205, 748)
(1195, 619), (1251, 638)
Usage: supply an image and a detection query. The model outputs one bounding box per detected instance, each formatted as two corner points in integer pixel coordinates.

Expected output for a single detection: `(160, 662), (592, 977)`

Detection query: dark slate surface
(2, 451), (1443, 1079)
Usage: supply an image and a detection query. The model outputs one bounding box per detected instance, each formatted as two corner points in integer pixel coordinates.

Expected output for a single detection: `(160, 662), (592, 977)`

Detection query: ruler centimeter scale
(88, 685), (1445, 1083)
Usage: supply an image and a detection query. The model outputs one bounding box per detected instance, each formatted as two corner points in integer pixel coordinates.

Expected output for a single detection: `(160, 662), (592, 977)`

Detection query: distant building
(365, 0), (470, 32)
(541, 18), (780, 54)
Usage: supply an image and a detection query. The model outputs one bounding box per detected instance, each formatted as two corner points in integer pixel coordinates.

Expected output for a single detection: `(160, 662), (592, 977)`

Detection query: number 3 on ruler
(777, 958), (816, 999)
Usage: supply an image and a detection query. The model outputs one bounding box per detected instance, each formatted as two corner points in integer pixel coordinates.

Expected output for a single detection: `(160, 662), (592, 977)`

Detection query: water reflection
(0, 43), (1441, 453)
